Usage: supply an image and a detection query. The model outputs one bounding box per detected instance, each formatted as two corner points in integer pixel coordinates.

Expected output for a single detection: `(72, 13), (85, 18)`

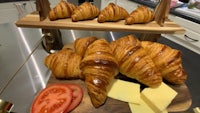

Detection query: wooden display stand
(16, 0), (185, 35)
(140, 0), (172, 41)
(15, 0), (185, 42)
(15, 0), (192, 112)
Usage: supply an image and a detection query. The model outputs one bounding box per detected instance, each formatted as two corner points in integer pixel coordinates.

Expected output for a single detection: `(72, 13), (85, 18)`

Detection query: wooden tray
(45, 43), (192, 113)
(47, 75), (192, 113)
(15, 12), (185, 34)
(41, 43), (192, 113)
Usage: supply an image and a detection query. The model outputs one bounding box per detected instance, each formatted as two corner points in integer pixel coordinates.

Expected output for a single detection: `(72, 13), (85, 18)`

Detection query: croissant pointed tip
(125, 18), (133, 25)
(71, 16), (78, 22)
(97, 15), (106, 23)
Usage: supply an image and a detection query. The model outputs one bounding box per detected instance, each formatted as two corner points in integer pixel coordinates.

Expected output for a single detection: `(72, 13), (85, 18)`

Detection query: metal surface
(0, 23), (49, 112)
(42, 29), (63, 53)
(0, 23), (42, 93)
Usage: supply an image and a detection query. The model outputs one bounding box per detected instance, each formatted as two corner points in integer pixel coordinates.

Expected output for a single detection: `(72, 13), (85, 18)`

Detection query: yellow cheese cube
(141, 82), (177, 113)
(129, 99), (169, 113)
(129, 98), (155, 113)
(107, 79), (140, 104)
(162, 109), (168, 113)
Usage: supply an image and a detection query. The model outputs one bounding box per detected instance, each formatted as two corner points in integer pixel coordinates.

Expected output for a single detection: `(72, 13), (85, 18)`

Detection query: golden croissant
(74, 36), (98, 58)
(98, 3), (129, 23)
(49, 0), (77, 21)
(80, 38), (119, 107)
(141, 41), (187, 85)
(44, 48), (82, 79)
(125, 5), (154, 25)
(71, 2), (100, 22)
(110, 35), (162, 87)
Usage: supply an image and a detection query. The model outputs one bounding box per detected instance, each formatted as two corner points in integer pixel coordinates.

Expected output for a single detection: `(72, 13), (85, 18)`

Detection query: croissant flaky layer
(49, 0), (77, 21)
(44, 48), (82, 79)
(74, 36), (98, 58)
(141, 41), (187, 85)
(80, 39), (119, 107)
(125, 5), (154, 25)
(98, 3), (129, 23)
(110, 35), (162, 87)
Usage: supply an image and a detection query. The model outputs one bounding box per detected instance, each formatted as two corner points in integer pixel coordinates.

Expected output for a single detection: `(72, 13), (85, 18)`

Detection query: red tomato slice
(31, 84), (72, 113)
(65, 84), (84, 112)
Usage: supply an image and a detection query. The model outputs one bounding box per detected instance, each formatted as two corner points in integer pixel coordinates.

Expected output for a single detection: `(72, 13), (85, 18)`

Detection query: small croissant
(71, 2), (100, 22)
(74, 36), (98, 58)
(125, 5), (154, 25)
(49, 0), (77, 21)
(98, 3), (129, 23)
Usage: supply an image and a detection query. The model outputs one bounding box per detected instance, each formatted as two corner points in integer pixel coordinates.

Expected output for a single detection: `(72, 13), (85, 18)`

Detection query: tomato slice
(65, 84), (84, 112)
(31, 84), (72, 113)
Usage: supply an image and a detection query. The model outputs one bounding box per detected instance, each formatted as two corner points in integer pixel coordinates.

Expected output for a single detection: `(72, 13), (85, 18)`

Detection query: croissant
(71, 2), (100, 22)
(97, 3), (129, 23)
(80, 39), (119, 107)
(44, 48), (82, 79)
(125, 5), (154, 25)
(141, 41), (187, 85)
(74, 36), (98, 58)
(48, 0), (77, 21)
(110, 35), (162, 87)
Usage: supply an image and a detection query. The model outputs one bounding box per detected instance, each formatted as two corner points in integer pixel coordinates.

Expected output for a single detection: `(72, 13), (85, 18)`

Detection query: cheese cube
(162, 109), (168, 113)
(129, 99), (169, 113)
(141, 82), (177, 113)
(107, 79), (140, 104)
(129, 98), (155, 113)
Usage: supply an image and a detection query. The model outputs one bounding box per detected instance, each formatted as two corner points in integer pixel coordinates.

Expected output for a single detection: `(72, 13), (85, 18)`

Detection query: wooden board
(15, 12), (185, 34)
(47, 75), (192, 113)
(47, 43), (192, 113)
(167, 84), (192, 112)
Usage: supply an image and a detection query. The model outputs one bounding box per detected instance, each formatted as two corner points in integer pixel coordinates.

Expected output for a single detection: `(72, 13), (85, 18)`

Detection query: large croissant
(74, 36), (98, 58)
(141, 41), (187, 85)
(110, 35), (162, 87)
(49, 0), (77, 21)
(44, 48), (82, 79)
(71, 2), (100, 22)
(125, 5), (154, 25)
(80, 39), (119, 107)
(97, 3), (129, 23)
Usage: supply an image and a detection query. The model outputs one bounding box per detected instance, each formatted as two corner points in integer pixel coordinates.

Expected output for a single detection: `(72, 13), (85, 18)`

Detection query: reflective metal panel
(0, 44), (49, 113)
(0, 23), (41, 93)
